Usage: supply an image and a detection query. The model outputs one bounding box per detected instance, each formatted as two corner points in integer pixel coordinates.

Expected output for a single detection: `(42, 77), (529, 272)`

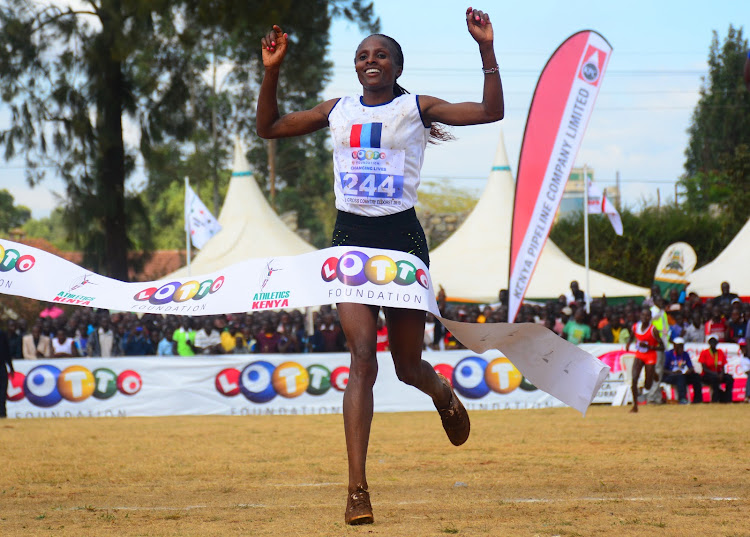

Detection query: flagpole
(185, 176), (192, 277)
(583, 164), (590, 314)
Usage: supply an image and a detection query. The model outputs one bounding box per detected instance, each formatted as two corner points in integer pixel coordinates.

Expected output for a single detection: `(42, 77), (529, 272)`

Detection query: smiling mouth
(365, 68), (380, 75)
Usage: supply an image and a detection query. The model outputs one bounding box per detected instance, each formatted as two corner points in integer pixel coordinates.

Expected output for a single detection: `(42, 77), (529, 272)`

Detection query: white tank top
(328, 94), (430, 216)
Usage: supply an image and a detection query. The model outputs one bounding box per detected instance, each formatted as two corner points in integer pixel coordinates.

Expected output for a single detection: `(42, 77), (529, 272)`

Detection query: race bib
(337, 147), (405, 207)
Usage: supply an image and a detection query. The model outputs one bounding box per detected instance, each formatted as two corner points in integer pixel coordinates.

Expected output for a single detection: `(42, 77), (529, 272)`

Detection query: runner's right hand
(261, 25), (289, 68)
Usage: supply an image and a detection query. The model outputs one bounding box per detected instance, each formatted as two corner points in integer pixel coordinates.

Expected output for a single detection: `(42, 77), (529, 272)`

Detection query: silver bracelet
(482, 64), (499, 75)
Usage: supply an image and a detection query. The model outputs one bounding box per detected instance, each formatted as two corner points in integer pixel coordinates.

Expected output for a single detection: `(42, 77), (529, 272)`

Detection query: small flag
(185, 184), (222, 249)
(587, 180), (623, 236)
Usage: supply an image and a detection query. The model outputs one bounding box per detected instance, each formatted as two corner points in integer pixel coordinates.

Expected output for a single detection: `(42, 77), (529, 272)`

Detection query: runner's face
(355, 36), (402, 92)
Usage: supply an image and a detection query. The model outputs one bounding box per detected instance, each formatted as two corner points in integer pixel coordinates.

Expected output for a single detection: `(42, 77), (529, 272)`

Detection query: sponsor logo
(251, 290), (291, 310)
(215, 362), (349, 402)
(321, 251), (429, 289)
(53, 292), (96, 306)
(134, 276), (225, 305)
(446, 356), (537, 399)
(68, 273), (98, 292)
(9, 366), (142, 408)
(250, 259), (289, 310)
(578, 45), (606, 86)
(351, 149), (387, 161)
(0, 243), (36, 273)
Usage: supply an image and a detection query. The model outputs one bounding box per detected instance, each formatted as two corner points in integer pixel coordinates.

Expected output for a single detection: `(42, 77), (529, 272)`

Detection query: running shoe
(435, 373), (470, 446)
(345, 487), (374, 525)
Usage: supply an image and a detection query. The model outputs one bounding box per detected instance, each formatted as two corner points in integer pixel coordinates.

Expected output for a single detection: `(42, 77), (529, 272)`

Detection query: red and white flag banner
(509, 31), (612, 321)
(587, 180), (623, 236)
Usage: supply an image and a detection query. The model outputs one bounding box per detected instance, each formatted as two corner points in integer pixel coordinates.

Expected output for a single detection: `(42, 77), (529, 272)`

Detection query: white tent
(687, 217), (750, 299)
(427, 129), (648, 303)
(168, 139), (315, 278)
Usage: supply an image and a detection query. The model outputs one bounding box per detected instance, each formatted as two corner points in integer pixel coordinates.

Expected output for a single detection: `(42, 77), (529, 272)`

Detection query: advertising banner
(653, 242), (697, 298)
(509, 30), (612, 322)
(6, 344), (744, 419)
(6, 351), (570, 419)
(0, 238), (609, 415)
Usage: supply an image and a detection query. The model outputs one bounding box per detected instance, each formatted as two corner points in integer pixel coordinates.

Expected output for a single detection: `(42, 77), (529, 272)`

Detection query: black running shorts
(331, 208), (430, 267)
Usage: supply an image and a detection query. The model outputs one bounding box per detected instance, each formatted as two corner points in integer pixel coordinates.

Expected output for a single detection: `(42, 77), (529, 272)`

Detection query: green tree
(0, 189), (31, 233)
(21, 207), (75, 250)
(0, 0), (378, 279)
(680, 25), (750, 221)
(142, 0), (379, 249)
(550, 206), (743, 288)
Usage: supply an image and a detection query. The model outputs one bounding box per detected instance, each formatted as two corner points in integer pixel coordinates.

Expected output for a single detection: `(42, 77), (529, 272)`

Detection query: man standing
(194, 318), (224, 355)
(662, 337), (703, 404)
(646, 297), (670, 404)
(86, 316), (116, 357)
(699, 335), (735, 403)
(739, 338), (750, 403)
(0, 322), (14, 418)
(712, 281), (739, 308)
(22, 324), (52, 359)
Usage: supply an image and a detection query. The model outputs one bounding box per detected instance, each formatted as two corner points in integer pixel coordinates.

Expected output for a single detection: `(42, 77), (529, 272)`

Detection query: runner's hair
(358, 34), (454, 144)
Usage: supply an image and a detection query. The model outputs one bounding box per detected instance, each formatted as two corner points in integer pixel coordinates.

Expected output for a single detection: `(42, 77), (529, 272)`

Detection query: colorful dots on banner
(133, 276), (225, 305)
(448, 356), (534, 399)
(0, 244), (36, 273)
(272, 362), (309, 398)
(215, 362), (348, 401)
(321, 251), (429, 289)
(17, 365), (142, 407)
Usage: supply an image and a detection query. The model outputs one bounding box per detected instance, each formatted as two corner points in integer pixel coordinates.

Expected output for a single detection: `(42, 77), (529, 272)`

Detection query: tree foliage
(0, 0), (379, 278)
(0, 189), (31, 233)
(550, 206), (744, 288)
(680, 25), (750, 222)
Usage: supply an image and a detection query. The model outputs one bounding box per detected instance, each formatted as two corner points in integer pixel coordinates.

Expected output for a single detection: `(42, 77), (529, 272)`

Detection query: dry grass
(1, 404), (749, 537)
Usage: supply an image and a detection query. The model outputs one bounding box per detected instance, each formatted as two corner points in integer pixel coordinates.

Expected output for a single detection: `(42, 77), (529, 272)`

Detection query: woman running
(257, 7), (504, 524)
(626, 307), (664, 413)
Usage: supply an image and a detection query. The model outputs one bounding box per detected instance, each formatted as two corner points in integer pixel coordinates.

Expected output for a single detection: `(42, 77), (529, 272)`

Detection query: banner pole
(185, 176), (192, 277)
(583, 165), (590, 314)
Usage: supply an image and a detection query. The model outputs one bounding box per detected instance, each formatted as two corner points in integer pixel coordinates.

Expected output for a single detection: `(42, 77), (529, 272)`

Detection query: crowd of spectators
(2, 280), (749, 361)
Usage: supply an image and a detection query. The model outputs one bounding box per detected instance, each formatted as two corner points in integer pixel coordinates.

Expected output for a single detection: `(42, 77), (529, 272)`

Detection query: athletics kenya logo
(0, 243), (36, 273)
(320, 250), (429, 288)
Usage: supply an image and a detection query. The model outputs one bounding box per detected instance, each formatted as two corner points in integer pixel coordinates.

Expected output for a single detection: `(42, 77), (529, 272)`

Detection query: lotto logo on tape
(12, 365), (142, 407)
(215, 362), (348, 402)
(447, 356), (536, 399)
(321, 251), (429, 289)
(134, 276), (225, 305)
(0, 244), (36, 273)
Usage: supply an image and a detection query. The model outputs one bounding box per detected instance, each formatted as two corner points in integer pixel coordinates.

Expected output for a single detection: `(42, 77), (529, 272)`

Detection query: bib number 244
(341, 173), (403, 199)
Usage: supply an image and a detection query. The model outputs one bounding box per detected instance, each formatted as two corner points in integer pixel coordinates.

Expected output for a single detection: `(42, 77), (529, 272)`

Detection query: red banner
(509, 31), (612, 321)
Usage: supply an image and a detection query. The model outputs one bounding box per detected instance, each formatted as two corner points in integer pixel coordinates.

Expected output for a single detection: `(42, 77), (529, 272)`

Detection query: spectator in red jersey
(319, 313), (346, 353)
(698, 335), (734, 403)
(704, 306), (727, 343)
(375, 317), (389, 352)
(255, 321), (282, 354)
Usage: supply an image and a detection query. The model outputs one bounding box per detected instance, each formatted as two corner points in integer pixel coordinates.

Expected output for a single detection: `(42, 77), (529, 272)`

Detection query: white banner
(587, 180), (623, 235)
(6, 351), (571, 419)
(7, 344), (745, 418)
(185, 183), (221, 249)
(0, 238), (609, 415)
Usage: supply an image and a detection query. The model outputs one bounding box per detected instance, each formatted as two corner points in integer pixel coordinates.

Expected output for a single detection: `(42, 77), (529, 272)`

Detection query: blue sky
(2, 0), (748, 218)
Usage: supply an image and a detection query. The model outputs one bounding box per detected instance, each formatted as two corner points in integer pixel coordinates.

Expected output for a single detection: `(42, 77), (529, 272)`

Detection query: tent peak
(232, 137), (252, 176)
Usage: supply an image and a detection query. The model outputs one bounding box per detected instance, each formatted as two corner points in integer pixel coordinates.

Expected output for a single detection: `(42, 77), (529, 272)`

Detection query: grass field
(1, 404), (749, 537)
